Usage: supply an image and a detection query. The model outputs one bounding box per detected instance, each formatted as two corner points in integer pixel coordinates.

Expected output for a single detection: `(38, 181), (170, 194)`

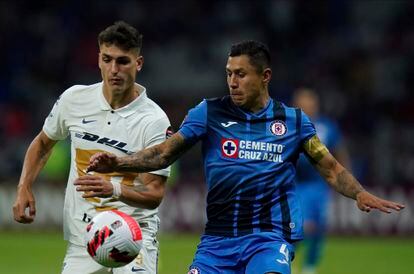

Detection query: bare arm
(87, 132), (192, 173)
(13, 130), (57, 223)
(303, 135), (404, 213)
(74, 173), (167, 209)
(77, 133), (190, 208)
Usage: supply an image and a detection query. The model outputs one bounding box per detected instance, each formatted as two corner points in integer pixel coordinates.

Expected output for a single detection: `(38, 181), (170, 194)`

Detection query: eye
(117, 58), (131, 65)
(102, 57), (111, 63)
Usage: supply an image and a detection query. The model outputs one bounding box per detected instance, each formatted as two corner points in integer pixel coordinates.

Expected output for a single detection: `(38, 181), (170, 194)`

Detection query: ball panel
(84, 210), (143, 268)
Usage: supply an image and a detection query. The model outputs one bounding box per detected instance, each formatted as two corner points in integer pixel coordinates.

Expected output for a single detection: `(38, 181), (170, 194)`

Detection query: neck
(103, 84), (140, 109)
(245, 92), (270, 113)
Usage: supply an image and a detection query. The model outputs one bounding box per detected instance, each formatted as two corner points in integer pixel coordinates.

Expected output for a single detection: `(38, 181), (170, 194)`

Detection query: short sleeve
(300, 110), (316, 144)
(178, 99), (208, 144)
(42, 94), (69, 140)
(144, 116), (172, 149)
(143, 116), (172, 178)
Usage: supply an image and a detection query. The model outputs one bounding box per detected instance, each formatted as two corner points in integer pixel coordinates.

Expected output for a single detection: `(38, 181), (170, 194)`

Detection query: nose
(229, 75), (238, 89)
(110, 61), (119, 74)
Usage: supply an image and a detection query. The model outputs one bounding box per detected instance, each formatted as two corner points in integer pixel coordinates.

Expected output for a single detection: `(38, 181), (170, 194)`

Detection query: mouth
(231, 92), (243, 99)
(109, 78), (123, 85)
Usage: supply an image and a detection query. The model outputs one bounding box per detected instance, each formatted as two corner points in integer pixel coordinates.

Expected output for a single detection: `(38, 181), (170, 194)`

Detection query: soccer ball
(85, 210), (143, 268)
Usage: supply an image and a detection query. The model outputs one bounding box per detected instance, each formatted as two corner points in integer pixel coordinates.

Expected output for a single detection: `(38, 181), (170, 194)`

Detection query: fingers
(13, 203), (35, 224)
(29, 201), (36, 217)
(380, 201), (405, 212)
(86, 153), (102, 172)
(74, 176), (112, 198)
(81, 191), (105, 198)
(359, 198), (405, 214)
(87, 153), (109, 172)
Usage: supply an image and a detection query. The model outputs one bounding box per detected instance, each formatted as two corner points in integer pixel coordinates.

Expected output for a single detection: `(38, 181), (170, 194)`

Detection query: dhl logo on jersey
(74, 132), (134, 154)
(221, 138), (284, 163)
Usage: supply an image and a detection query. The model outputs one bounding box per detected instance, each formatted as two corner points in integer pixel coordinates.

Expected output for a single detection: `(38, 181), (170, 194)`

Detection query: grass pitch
(0, 231), (412, 274)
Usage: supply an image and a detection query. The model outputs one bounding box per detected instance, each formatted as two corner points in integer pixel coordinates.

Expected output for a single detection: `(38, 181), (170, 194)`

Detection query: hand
(13, 185), (36, 223)
(74, 175), (114, 198)
(356, 191), (405, 213)
(87, 152), (118, 173)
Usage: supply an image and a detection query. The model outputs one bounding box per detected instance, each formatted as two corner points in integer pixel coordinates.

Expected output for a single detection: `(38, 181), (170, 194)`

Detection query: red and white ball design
(85, 210), (142, 268)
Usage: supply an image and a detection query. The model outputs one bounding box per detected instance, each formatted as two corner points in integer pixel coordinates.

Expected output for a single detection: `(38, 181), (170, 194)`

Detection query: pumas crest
(270, 120), (287, 136)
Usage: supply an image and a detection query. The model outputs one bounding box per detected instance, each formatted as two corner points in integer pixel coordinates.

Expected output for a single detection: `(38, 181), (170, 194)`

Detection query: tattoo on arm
(117, 133), (190, 173)
(307, 135), (365, 200)
(335, 169), (365, 199)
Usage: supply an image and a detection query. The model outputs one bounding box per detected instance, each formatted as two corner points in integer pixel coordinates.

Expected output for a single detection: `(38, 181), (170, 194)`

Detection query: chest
(66, 110), (146, 156)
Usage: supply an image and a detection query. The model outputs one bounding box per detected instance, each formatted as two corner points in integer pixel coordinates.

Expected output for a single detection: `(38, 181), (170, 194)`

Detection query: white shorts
(62, 218), (159, 274)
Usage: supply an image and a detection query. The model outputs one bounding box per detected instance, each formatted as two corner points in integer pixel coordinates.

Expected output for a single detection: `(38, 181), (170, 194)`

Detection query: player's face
(98, 44), (143, 94)
(226, 55), (270, 111)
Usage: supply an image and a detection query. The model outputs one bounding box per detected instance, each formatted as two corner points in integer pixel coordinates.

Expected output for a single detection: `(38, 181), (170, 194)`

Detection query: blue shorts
(188, 233), (295, 274)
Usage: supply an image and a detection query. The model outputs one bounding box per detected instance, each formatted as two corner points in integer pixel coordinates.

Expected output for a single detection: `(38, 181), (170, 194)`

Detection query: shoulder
(140, 94), (170, 122)
(201, 96), (233, 113)
(59, 82), (101, 103)
(205, 96), (230, 106)
(275, 101), (302, 118)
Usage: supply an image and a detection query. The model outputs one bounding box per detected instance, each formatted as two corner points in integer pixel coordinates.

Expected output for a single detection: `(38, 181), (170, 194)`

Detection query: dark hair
(229, 40), (271, 72)
(98, 21), (143, 54)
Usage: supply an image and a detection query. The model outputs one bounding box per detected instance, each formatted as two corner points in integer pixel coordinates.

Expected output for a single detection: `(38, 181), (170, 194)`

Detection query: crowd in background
(1, 1), (414, 187)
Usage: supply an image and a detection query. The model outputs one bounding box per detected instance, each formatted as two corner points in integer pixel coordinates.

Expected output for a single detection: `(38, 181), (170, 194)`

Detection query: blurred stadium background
(0, 1), (413, 273)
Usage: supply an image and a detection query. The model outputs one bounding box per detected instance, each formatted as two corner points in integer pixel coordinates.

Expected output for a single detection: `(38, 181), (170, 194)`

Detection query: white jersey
(43, 82), (171, 246)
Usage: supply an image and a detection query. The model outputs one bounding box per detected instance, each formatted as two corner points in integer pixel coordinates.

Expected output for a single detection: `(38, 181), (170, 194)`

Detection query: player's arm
(13, 130), (57, 223)
(76, 133), (190, 206)
(75, 173), (167, 209)
(303, 135), (404, 213)
(87, 132), (191, 173)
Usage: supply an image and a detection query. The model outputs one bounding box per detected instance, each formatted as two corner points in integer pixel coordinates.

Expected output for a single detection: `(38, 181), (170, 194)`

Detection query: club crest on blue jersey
(270, 120), (287, 136)
(188, 267), (201, 274)
(221, 138), (239, 158)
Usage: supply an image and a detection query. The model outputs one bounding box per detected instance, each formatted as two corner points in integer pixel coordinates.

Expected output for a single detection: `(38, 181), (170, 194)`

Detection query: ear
(98, 53), (102, 69)
(263, 68), (272, 84)
(136, 56), (144, 72)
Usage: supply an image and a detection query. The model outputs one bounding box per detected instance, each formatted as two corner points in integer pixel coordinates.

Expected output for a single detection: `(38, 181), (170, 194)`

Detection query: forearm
(318, 157), (365, 200)
(119, 183), (164, 209)
(116, 145), (171, 173)
(18, 133), (55, 188)
(115, 133), (187, 173)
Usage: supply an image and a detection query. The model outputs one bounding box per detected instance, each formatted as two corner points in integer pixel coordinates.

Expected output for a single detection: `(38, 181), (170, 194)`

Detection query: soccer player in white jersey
(12, 21), (171, 274)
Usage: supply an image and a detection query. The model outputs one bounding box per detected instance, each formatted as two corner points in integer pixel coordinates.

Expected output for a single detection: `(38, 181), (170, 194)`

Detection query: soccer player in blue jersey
(293, 88), (351, 274)
(86, 40), (404, 274)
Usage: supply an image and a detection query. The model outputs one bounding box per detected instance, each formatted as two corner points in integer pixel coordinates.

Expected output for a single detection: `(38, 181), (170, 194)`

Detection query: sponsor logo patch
(270, 120), (287, 136)
(221, 121), (238, 128)
(82, 118), (97, 124)
(221, 138), (239, 158)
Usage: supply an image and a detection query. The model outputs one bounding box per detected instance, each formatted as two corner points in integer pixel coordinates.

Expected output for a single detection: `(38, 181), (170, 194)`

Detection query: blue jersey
(296, 116), (341, 187)
(178, 96), (316, 241)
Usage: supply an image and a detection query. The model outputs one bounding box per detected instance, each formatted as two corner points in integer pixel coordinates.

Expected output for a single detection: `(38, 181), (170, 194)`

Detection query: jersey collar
(234, 97), (274, 118)
(99, 82), (148, 117)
